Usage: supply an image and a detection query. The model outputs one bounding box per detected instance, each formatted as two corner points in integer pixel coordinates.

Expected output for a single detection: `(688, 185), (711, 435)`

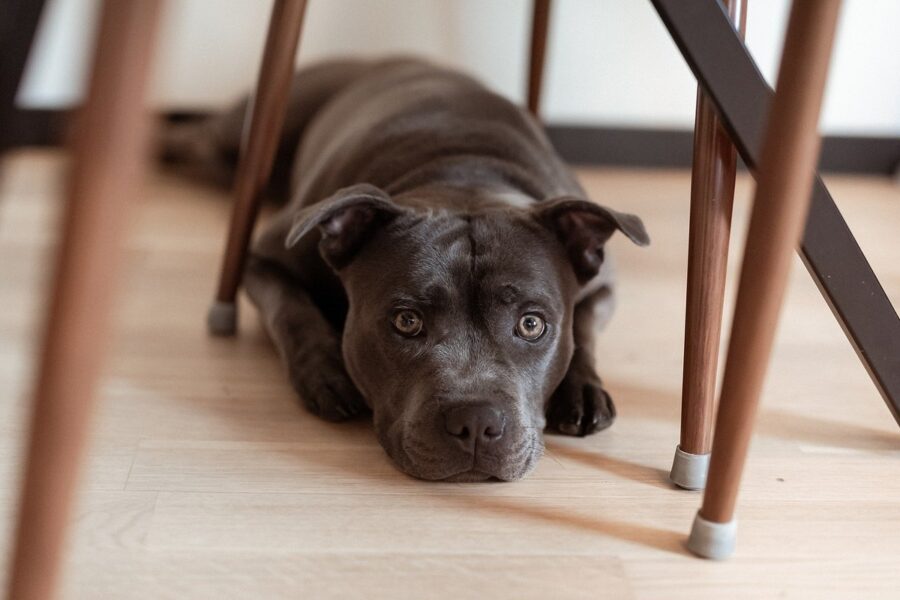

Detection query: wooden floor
(1, 149), (898, 599)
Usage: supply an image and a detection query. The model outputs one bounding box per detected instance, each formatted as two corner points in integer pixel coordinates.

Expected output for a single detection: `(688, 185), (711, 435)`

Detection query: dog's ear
(534, 196), (649, 282)
(285, 184), (409, 269)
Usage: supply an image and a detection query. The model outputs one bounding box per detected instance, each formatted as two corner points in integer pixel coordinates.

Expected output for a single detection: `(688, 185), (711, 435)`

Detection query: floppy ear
(285, 183), (408, 269)
(534, 196), (650, 283)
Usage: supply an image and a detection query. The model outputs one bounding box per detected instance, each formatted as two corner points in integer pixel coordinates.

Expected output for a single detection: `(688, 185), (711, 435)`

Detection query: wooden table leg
(671, 0), (746, 491)
(207, 0), (308, 336)
(526, 0), (551, 117)
(687, 0), (842, 559)
(5, 2), (161, 598)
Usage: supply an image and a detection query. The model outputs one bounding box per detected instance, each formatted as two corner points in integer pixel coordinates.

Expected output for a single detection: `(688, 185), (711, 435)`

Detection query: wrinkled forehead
(352, 211), (574, 307)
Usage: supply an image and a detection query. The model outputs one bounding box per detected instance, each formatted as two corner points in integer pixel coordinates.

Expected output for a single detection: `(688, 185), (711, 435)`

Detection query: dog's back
(160, 58), (582, 207)
(287, 58), (582, 210)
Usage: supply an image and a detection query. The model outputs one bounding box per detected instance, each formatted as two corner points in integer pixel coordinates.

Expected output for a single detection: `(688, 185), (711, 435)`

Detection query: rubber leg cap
(207, 301), (237, 336)
(670, 445), (710, 490)
(687, 512), (737, 560)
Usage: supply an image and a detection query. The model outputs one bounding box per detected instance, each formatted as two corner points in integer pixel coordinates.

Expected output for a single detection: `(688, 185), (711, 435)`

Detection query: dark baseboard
(546, 126), (695, 170)
(546, 125), (900, 175)
(2, 108), (69, 150)
(4, 109), (898, 176)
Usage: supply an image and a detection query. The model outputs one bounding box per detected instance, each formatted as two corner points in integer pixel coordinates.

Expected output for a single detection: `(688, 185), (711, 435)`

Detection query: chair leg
(5, 2), (161, 599)
(526, 0), (551, 117)
(671, 0), (746, 491)
(687, 0), (842, 559)
(207, 0), (309, 336)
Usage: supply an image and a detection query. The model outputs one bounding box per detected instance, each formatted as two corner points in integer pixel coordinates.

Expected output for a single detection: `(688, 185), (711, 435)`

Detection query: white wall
(18, 0), (900, 136)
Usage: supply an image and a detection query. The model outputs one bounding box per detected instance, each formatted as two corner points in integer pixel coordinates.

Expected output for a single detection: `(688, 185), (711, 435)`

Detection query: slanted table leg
(687, 0), (842, 559)
(208, 0), (309, 336)
(5, 2), (162, 598)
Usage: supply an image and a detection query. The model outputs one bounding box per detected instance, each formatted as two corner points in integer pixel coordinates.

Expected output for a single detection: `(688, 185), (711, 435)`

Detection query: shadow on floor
(545, 440), (673, 491)
(607, 379), (900, 453)
(455, 492), (688, 556)
(757, 408), (900, 453)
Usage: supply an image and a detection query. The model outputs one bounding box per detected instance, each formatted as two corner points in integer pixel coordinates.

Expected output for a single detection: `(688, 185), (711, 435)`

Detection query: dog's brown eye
(516, 313), (545, 341)
(393, 309), (424, 336)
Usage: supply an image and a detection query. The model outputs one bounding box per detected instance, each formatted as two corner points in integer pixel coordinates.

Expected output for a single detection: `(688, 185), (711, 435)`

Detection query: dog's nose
(443, 404), (505, 449)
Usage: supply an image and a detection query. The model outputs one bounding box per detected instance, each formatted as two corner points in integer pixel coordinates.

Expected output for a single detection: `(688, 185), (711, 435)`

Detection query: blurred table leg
(526, 0), (551, 116)
(5, 2), (162, 598)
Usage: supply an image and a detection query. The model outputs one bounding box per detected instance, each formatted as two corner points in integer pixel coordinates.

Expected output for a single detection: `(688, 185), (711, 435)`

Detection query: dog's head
(286, 184), (648, 481)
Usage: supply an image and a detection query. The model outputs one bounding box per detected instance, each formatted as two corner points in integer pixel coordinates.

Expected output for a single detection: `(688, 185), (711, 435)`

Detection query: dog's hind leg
(157, 59), (371, 195)
(243, 254), (367, 421)
(546, 285), (617, 436)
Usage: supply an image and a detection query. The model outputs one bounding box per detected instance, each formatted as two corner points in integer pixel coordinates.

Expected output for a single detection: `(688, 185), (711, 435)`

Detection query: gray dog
(163, 58), (649, 482)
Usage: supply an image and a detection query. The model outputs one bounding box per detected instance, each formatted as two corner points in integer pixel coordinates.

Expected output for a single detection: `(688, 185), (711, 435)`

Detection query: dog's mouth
(388, 429), (544, 483)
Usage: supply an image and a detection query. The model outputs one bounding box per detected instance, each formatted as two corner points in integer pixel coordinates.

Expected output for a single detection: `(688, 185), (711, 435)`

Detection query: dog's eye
(515, 313), (545, 341)
(392, 309), (424, 337)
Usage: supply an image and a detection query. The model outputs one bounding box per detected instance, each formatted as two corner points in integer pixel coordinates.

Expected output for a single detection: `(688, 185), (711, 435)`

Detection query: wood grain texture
(679, 0), (746, 456)
(0, 151), (898, 598)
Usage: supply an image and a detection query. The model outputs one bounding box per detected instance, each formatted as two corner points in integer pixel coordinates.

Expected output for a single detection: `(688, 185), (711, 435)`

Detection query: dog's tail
(156, 58), (373, 197)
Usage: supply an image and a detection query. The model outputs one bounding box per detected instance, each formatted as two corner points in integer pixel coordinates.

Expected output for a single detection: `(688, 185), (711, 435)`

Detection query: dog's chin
(395, 457), (538, 483)
(388, 452), (526, 482)
(440, 470), (494, 483)
(393, 459), (495, 482)
(379, 424), (543, 483)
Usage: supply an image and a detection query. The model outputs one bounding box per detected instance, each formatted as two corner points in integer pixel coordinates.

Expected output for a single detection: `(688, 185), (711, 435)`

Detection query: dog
(163, 58), (649, 482)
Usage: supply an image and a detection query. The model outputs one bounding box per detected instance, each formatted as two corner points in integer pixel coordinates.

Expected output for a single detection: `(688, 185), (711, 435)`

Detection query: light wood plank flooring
(1, 150), (898, 599)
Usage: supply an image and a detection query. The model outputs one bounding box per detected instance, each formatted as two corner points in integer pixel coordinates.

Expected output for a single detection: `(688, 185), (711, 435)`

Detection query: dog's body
(166, 58), (648, 481)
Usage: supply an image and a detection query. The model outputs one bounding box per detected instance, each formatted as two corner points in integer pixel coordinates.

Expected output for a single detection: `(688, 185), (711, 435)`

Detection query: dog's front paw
(288, 354), (368, 422)
(547, 361), (616, 436)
